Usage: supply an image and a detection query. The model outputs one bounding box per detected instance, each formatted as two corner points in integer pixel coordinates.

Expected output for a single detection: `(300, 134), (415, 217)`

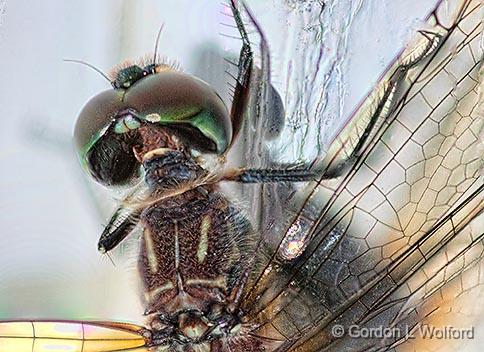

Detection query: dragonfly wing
(0, 320), (150, 352)
(289, 182), (483, 352)
(239, 0), (483, 350)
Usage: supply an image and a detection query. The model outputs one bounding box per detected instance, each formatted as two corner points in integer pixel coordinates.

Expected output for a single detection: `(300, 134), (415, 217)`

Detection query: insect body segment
(112, 63), (154, 89)
(139, 189), (260, 350)
(74, 69), (233, 187)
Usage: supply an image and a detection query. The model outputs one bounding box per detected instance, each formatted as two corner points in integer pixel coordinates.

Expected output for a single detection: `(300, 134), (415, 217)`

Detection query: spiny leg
(228, 0), (254, 142)
(97, 183), (150, 253)
(320, 30), (443, 180)
(222, 167), (317, 183)
(97, 204), (141, 253)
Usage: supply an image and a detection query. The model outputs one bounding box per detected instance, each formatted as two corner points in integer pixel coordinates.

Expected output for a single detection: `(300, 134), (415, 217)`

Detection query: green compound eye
(73, 70), (232, 187)
(123, 71), (232, 154)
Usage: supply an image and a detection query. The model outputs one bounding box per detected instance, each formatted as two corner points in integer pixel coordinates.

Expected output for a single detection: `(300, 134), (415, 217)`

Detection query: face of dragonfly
(0, 0), (482, 352)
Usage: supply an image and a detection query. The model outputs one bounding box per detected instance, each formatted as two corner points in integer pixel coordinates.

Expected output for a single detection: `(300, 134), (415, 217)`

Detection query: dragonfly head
(74, 67), (232, 187)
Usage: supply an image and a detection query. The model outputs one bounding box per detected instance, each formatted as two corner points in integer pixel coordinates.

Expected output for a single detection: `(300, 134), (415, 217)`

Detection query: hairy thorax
(138, 188), (266, 351)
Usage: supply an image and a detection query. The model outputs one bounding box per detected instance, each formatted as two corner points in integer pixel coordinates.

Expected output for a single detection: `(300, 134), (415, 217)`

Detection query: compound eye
(124, 71), (232, 153)
(85, 126), (141, 187)
(74, 90), (142, 187)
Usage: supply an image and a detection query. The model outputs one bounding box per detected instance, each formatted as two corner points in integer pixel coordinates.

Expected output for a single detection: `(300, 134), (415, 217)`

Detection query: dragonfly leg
(222, 167), (316, 183)
(228, 0), (254, 142)
(98, 205), (141, 253)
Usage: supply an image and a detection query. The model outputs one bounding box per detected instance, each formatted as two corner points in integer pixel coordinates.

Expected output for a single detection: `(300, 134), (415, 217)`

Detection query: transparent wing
(239, 0), (483, 351)
(222, 0), (289, 242)
(225, 0), (328, 273)
(0, 320), (149, 352)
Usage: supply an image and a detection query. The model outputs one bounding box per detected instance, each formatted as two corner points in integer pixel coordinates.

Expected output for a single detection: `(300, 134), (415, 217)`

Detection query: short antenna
(152, 23), (165, 65)
(63, 58), (112, 84)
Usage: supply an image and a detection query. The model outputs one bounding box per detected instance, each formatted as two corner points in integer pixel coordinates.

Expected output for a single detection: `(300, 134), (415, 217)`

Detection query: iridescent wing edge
(0, 320), (149, 352)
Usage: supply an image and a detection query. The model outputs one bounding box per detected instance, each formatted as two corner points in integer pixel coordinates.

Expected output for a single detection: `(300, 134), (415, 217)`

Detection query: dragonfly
(1, 0), (482, 351)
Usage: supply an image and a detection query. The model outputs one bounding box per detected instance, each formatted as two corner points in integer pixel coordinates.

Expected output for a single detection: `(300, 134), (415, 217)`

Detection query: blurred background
(0, 0), (481, 350)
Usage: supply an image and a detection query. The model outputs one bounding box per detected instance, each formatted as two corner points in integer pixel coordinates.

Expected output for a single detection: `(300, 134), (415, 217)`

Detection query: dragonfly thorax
(138, 187), (265, 350)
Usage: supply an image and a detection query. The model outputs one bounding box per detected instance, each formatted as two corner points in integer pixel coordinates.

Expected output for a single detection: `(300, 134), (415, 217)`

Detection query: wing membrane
(241, 0), (483, 350)
(0, 320), (149, 352)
